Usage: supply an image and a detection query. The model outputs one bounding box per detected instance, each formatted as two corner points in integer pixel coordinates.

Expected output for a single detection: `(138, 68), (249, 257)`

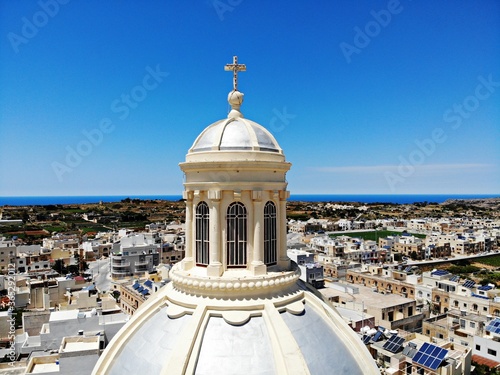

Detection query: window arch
(264, 201), (277, 266)
(227, 202), (247, 267)
(195, 202), (209, 266)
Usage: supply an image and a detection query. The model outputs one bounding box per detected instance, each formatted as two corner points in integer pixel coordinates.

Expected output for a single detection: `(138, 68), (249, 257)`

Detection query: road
(88, 258), (112, 292)
(402, 251), (499, 268)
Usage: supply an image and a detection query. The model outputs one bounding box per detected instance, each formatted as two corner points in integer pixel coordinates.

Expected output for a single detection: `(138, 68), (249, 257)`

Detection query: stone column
(207, 190), (222, 276)
(278, 190), (290, 270)
(251, 191), (266, 275)
(182, 190), (194, 270)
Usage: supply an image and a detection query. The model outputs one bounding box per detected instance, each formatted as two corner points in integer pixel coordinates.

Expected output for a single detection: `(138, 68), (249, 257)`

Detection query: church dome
(92, 276), (380, 375)
(189, 117), (282, 154)
(188, 89), (283, 158)
(93, 57), (380, 375)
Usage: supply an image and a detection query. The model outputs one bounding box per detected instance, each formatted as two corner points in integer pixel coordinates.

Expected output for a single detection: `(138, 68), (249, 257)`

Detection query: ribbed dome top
(189, 117), (282, 154)
(188, 89), (283, 156)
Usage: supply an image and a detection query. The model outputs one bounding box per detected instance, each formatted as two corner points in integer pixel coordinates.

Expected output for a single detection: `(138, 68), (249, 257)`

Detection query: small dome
(189, 118), (282, 154)
(188, 88), (283, 156)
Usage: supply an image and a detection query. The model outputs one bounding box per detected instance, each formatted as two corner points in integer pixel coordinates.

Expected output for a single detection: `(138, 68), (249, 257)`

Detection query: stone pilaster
(182, 190), (194, 270)
(207, 189), (223, 277)
(251, 190), (266, 276)
(278, 190), (290, 270)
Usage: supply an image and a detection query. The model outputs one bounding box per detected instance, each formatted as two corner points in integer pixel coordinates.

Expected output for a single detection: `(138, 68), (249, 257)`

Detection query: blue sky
(0, 0), (499, 196)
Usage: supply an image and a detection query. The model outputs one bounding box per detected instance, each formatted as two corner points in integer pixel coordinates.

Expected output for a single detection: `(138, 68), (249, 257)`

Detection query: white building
(110, 233), (160, 279)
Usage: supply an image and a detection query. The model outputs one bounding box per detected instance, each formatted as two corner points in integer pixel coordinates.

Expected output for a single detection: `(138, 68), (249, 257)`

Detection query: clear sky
(0, 0), (499, 196)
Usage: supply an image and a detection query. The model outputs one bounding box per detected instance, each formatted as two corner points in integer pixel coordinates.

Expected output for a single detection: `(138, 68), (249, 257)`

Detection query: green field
(474, 255), (500, 268)
(329, 230), (426, 241)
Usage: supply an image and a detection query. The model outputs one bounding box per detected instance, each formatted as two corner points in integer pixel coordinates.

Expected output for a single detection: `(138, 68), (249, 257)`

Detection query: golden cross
(224, 56), (246, 91)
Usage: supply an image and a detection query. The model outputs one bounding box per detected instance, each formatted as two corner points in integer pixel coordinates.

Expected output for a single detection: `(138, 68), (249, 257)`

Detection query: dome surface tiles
(281, 307), (365, 375)
(103, 296), (369, 375)
(195, 316), (275, 375)
(107, 310), (191, 375)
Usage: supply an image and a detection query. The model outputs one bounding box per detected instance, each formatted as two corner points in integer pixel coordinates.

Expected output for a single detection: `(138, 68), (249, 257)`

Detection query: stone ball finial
(228, 90), (244, 106)
(227, 90), (244, 118)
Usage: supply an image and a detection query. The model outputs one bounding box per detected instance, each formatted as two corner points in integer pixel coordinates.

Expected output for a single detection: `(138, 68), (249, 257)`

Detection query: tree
(111, 290), (120, 302)
(52, 259), (67, 275)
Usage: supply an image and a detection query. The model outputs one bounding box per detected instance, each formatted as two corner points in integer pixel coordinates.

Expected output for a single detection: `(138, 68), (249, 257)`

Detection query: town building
(287, 249), (324, 288)
(110, 233), (160, 279)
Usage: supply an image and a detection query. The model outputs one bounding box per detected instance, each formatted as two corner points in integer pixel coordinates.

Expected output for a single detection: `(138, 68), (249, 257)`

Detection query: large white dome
(92, 269), (379, 375)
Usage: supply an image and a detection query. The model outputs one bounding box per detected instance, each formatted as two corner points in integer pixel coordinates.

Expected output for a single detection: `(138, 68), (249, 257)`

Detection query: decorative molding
(170, 263), (300, 298)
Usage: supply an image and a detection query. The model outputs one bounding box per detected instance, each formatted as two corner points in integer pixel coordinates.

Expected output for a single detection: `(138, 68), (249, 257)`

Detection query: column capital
(252, 190), (262, 202)
(233, 190), (242, 201)
(208, 189), (221, 201)
(183, 190), (194, 201)
(279, 190), (290, 201)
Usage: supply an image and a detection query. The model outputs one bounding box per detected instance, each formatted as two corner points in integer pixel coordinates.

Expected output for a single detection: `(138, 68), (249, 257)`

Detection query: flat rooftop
(321, 281), (415, 309)
(29, 363), (59, 373)
(62, 339), (98, 353)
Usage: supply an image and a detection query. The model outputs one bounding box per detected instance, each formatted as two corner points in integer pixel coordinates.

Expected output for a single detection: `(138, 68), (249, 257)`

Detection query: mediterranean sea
(0, 194), (498, 206)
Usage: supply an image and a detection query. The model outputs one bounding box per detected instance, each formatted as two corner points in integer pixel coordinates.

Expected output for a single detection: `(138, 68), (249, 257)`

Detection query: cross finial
(224, 56), (246, 91)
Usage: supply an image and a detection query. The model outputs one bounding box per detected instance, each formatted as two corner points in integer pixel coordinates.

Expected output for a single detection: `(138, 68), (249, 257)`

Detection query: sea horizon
(0, 194), (498, 206)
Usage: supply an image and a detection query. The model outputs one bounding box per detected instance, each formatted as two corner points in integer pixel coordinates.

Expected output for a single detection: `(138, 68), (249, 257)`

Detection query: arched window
(227, 202), (247, 267)
(195, 202), (209, 266)
(264, 201), (277, 266)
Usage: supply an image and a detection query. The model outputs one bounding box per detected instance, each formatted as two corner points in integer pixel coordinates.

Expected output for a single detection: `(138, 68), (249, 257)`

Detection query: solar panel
(431, 270), (449, 276)
(141, 289), (149, 295)
(463, 280), (476, 288)
(486, 318), (500, 334)
(413, 343), (448, 371)
(478, 285), (492, 291)
(132, 282), (140, 290)
(404, 266), (412, 272)
(382, 335), (405, 353)
(449, 276), (460, 282)
(372, 331), (383, 342)
(362, 335), (371, 345)
(144, 280), (153, 288)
